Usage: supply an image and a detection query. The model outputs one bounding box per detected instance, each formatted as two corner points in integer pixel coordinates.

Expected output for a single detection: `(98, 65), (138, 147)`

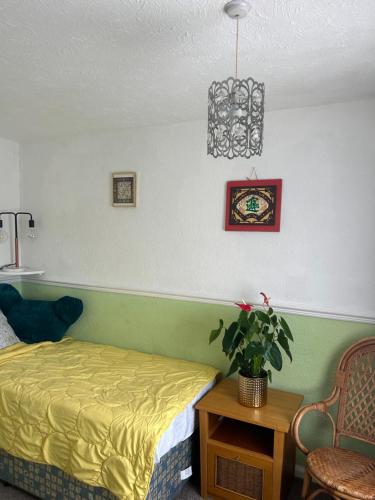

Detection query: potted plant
(209, 293), (294, 407)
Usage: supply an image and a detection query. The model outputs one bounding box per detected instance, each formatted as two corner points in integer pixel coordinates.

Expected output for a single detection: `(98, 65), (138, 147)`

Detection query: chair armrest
(291, 400), (337, 455)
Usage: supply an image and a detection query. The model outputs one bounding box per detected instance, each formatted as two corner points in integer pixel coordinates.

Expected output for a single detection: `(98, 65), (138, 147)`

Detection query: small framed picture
(112, 172), (137, 207)
(225, 179), (282, 232)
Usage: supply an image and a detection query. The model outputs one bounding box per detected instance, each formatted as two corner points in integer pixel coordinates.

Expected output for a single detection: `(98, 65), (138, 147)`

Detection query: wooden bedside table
(196, 378), (303, 500)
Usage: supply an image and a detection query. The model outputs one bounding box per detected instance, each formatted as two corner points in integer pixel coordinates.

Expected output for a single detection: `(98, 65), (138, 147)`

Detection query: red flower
(235, 302), (252, 312)
(260, 292), (270, 307)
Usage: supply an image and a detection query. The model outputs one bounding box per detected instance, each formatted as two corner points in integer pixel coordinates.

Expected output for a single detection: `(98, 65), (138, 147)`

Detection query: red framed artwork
(225, 179), (282, 232)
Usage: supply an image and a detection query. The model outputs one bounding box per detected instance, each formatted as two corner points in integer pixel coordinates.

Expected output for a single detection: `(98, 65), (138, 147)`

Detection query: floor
(0, 478), (326, 499)
(177, 479), (308, 499)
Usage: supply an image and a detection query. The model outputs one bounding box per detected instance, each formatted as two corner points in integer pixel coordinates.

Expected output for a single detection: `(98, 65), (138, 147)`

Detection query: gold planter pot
(238, 372), (268, 408)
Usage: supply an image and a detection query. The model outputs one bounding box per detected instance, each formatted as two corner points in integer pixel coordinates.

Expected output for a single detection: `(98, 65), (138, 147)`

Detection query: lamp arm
(0, 213), (16, 268)
(15, 213), (34, 267)
(15, 212), (34, 224)
(0, 212), (34, 268)
(0, 211), (16, 225)
(15, 212), (33, 218)
(0, 212), (34, 236)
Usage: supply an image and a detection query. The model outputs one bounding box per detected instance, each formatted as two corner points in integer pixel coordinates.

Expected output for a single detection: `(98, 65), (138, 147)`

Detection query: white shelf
(0, 267), (44, 277)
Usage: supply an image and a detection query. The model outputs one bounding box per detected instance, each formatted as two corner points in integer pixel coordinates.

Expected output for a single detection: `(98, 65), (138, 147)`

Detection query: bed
(0, 337), (218, 499)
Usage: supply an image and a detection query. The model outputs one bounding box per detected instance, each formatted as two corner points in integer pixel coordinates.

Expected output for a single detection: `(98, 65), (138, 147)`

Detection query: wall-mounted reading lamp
(0, 212), (44, 276)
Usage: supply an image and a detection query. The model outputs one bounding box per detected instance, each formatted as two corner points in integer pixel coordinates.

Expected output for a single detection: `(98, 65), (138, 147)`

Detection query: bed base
(0, 433), (198, 499)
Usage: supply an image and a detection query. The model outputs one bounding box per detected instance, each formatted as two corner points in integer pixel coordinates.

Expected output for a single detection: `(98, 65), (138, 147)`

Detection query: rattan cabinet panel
(208, 443), (272, 500)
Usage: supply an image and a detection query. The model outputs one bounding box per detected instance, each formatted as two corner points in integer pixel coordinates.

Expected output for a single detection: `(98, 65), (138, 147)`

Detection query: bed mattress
(155, 379), (215, 463)
(0, 432), (198, 500)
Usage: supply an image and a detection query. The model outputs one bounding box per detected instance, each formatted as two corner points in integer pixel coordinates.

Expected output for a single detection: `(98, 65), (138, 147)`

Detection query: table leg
(273, 430), (285, 500)
(199, 410), (209, 498)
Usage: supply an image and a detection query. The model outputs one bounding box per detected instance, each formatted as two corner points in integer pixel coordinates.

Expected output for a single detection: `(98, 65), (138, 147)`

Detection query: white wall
(20, 99), (375, 318)
(0, 137), (20, 268)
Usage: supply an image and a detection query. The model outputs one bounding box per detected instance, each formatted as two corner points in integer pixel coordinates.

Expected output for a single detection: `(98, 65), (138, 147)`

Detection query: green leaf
(270, 315), (278, 327)
(262, 325), (269, 335)
(264, 332), (274, 343)
(244, 342), (264, 361)
(263, 337), (273, 353)
(277, 331), (293, 362)
(228, 351), (245, 375)
(249, 311), (256, 324)
(268, 307), (274, 316)
(222, 322), (238, 355)
(209, 319), (224, 344)
(280, 317), (294, 341)
(236, 351), (245, 362)
(250, 317), (261, 335)
(232, 330), (243, 351)
(238, 309), (249, 329)
(227, 356), (241, 377)
(228, 331), (243, 360)
(267, 343), (283, 371)
(267, 370), (272, 383)
(244, 313), (256, 340)
(255, 310), (270, 325)
(251, 354), (264, 377)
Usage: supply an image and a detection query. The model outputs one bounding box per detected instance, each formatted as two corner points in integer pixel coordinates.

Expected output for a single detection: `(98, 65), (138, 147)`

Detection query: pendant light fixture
(207, 0), (265, 159)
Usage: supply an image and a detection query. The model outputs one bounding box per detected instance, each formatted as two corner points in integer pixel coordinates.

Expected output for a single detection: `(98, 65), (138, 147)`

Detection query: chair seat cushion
(307, 448), (375, 500)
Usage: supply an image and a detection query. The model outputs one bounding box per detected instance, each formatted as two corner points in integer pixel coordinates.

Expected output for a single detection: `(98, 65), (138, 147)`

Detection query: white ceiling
(0, 0), (374, 141)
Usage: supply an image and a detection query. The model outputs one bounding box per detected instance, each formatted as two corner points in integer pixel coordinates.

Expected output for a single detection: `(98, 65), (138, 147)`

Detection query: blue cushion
(0, 284), (83, 344)
(0, 284), (22, 315)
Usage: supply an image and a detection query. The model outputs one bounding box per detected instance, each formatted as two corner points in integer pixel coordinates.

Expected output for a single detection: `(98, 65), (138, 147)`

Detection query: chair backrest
(335, 337), (375, 446)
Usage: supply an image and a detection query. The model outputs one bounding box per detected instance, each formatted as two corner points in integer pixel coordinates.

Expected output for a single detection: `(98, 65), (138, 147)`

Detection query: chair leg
(302, 469), (312, 499)
(306, 489), (328, 500)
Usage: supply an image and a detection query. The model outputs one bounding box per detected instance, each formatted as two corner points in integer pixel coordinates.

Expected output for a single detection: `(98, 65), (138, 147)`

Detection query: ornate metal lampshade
(207, 0), (265, 159)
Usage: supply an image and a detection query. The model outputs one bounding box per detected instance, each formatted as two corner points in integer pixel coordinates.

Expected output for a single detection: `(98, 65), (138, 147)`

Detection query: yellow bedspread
(0, 338), (218, 499)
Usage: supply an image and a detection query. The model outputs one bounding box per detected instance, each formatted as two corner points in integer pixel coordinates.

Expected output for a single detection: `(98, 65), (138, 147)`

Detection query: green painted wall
(21, 282), (375, 464)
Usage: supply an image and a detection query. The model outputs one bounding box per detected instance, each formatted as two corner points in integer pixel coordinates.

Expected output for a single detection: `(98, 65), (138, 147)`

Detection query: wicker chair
(291, 337), (375, 500)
